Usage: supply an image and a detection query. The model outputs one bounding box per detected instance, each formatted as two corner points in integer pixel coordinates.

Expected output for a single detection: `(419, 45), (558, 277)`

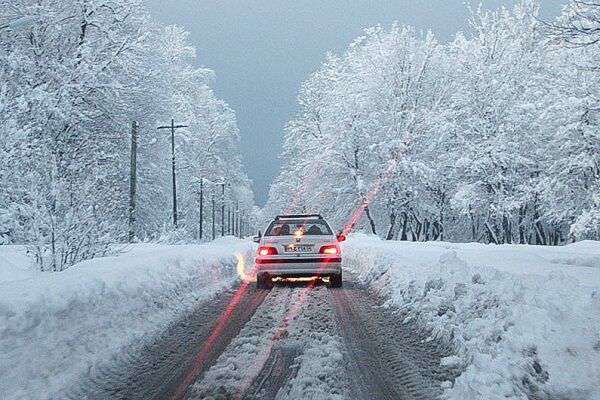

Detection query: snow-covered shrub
(157, 226), (197, 245)
(0, 208), (11, 245)
(571, 209), (600, 240)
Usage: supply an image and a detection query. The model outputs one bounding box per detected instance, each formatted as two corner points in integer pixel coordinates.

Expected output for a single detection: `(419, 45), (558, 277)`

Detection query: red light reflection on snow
(170, 277), (254, 400)
(233, 277), (322, 399)
(340, 160), (397, 237)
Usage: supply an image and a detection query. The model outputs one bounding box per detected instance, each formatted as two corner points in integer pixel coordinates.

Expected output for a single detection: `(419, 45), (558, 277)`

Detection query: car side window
(306, 224), (323, 235)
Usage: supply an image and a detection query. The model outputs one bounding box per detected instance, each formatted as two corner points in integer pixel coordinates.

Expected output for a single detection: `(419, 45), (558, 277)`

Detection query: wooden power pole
(199, 178), (203, 240)
(212, 194), (216, 240)
(157, 119), (188, 228)
(221, 182), (225, 237)
(128, 121), (138, 243)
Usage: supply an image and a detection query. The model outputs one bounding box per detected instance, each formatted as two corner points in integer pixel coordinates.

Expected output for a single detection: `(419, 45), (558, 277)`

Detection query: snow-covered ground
(344, 235), (600, 400)
(0, 245), (39, 283)
(0, 238), (253, 400)
(2, 236), (599, 400)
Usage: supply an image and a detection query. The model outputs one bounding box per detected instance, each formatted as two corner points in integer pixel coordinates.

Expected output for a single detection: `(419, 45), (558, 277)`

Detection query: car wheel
(264, 274), (274, 289)
(256, 273), (265, 289)
(330, 273), (342, 288)
(256, 273), (273, 290)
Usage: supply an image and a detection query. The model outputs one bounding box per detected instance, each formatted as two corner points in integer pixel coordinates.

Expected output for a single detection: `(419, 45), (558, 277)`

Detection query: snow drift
(344, 235), (600, 400)
(0, 238), (253, 400)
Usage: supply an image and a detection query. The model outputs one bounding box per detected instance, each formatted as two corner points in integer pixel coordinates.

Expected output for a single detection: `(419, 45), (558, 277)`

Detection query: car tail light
(319, 245), (340, 255)
(258, 246), (278, 256)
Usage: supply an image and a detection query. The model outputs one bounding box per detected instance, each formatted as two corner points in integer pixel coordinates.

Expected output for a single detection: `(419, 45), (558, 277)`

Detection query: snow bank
(0, 238), (253, 400)
(0, 245), (36, 283)
(344, 235), (600, 400)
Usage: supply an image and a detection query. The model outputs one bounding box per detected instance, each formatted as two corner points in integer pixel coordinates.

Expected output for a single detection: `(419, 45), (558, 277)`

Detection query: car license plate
(285, 244), (313, 253)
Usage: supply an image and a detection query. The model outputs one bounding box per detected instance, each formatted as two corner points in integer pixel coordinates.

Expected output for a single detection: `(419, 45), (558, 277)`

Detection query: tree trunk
(413, 217), (422, 241)
(485, 221), (499, 244)
(128, 121), (137, 243)
(199, 178), (203, 240)
(400, 211), (408, 241)
(211, 195), (216, 240)
(535, 220), (547, 245)
(502, 214), (512, 244)
(385, 212), (396, 240)
(469, 207), (478, 241)
(518, 205), (527, 244)
(431, 222), (439, 241)
(364, 204), (377, 235)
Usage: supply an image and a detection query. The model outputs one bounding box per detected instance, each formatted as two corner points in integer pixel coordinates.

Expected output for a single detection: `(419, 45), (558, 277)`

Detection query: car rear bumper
(255, 256), (341, 277)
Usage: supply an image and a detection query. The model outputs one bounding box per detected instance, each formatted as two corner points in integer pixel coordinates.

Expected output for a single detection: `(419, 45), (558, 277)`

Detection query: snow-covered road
(2, 237), (598, 400)
(61, 277), (454, 400)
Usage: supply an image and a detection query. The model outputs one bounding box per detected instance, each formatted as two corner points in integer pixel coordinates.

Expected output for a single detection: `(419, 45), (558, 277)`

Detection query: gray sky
(145, 0), (566, 205)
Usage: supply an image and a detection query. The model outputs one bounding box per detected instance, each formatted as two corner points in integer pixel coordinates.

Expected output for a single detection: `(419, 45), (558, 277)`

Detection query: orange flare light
(235, 253), (253, 283)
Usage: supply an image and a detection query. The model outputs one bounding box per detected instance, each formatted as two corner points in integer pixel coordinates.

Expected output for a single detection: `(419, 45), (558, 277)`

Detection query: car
(253, 214), (345, 289)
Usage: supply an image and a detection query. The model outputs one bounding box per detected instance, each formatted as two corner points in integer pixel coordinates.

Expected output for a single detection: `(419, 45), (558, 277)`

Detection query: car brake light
(258, 246), (278, 256)
(319, 245), (339, 255)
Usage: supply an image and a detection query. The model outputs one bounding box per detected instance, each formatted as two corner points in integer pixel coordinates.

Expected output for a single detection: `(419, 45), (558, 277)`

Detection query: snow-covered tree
(0, 0), (253, 269)
(267, 0), (598, 244)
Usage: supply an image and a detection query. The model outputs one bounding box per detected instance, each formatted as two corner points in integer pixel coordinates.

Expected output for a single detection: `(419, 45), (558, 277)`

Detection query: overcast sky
(144, 0), (566, 205)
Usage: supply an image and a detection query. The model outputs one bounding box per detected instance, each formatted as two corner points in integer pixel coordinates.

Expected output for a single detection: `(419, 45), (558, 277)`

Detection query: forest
(0, 0), (254, 271)
(266, 1), (600, 245)
(2, 1), (600, 272)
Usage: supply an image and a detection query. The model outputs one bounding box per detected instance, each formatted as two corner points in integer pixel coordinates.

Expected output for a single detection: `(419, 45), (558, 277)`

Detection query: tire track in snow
(187, 285), (297, 399)
(188, 282), (350, 400)
(61, 283), (268, 400)
(64, 275), (455, 400)
(330, 278), (457, 400)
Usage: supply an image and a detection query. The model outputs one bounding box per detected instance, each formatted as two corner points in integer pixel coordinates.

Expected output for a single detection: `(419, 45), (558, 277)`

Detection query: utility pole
(239, 214), (244, 238)
(231, 208), (234, 235)
(128, 121), (138, 243)
(211, 194), (216, 240)
(199, 178), (203, 240)
(157, 119), (188, 228)
(227, 207), (231, 235)
(235, 202), (239, 237)
(221, 182), (225, 237)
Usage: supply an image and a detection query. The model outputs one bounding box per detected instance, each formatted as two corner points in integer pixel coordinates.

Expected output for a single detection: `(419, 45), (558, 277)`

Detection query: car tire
(256, 273), (265, 289)
(256, 273), (273, 290)
(330, 273), (342, 288)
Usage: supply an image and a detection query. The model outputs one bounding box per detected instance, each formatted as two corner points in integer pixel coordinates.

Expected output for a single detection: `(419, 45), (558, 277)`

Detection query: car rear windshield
(265, 219), (333, 236)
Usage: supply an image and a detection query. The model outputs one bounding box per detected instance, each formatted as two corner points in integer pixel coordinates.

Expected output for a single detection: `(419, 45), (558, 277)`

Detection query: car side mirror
(336, 232), (346, 242)
(253, 230), (262, 243)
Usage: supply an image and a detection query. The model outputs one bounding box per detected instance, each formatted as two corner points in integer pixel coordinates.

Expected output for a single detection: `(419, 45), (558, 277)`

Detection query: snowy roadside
(0, 238), (253, 400)
(344, 234), (600, 400)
